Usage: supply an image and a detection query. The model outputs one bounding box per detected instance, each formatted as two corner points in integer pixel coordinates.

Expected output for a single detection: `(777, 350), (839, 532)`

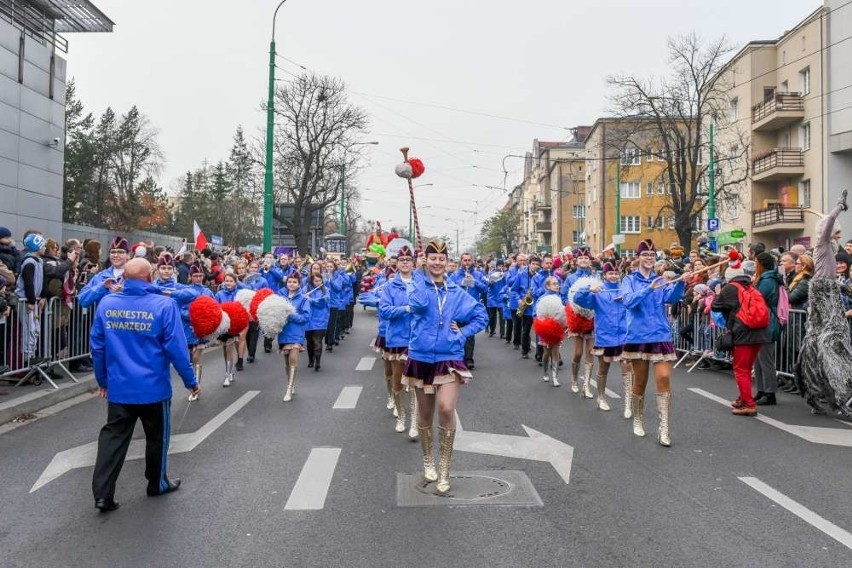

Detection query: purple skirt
(402, 358), (473, 394)
(370, 335), (386, 354)
(383, 346), (408, 361)
(591, 345), (624, 362)
(621, 341), (676, 362)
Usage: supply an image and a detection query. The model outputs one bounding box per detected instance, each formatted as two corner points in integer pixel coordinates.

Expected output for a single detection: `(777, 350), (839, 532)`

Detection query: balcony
(752, 93), (805, 132)
(535, 222), (552, 233)
(751, 205), (806, 234)
(752, 148), (805, 182)
(534, 199), (552, 211)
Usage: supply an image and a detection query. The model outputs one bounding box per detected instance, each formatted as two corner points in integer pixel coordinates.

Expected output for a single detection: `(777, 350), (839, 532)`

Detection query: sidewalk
(0, 369), (97, 425)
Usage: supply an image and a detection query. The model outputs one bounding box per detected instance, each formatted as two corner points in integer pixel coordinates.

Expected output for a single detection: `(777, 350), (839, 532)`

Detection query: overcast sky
(67, 0), (819, 249)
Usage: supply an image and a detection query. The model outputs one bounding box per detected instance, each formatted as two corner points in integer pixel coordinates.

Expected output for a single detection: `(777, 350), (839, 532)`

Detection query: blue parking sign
(707, 218), (720, 232)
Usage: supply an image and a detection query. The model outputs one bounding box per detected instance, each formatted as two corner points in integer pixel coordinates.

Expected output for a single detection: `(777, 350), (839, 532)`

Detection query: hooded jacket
(329, 269), (348, 310)
(574, 279), (627, 348)
(449, 267), (487, 299)
(755, 269), (783, 341)
(532, 269), (563, 302)
(486, 274), (507, 309)
(505, 265), (521, 310)
(277, 288), (311, 345)
(711, 275), (771, 345)
(379, 272), (416, 348)
(90, 279), (197, 404)
(0, 242), (21, 274)
(620, 270), (686, 344)
(407, 271), (488, 363)
(214, 283), (246, 304)
(306, 285), (330, 331)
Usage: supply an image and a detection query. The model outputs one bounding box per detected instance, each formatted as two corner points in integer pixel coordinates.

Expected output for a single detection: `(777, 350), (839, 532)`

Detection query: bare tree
(608, 34), (750, 249)
(270, 73), (369, 252)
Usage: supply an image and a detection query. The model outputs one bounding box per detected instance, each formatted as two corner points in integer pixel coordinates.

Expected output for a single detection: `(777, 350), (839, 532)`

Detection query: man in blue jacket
(90, 258), (200, 512)
(449, 253), (487, 369)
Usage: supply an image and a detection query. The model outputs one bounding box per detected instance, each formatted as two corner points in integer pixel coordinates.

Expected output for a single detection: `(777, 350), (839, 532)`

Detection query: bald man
(90, 258), (199, 512)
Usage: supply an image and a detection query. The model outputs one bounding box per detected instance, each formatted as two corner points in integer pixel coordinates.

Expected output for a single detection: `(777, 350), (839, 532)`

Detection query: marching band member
(563, 247), (597, 396)
(574, 261), (632, 415)
(533, 277), (566, 386)
(305, 273), (330, 372)
(242, 260), (268, 364)
(152, 253), (178, 290)
(166, 264), (214, 395)
(506, 255), (524, 347)
(78, 236), (130, 308)
(214, 273), (245, 387)
(511, 255), (540, 359)
(485, 260), (507, 338)
(449, 252), (487, 369)
(620, 239), (690, 447)
(379, 246), (419, 437)
(278, 272), (311, 402)
(403, 239), (487, 494)
(370, 268), (395, 414)
(532, 254), (563, 364)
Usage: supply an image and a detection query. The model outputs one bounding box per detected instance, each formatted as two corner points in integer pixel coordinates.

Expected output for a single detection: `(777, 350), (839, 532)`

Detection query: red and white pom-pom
(534, 317), (565, 346)
(395, 162), (413, 179)
(189, 296), (223, 339)
(568, 276), (598, 320)
(235, 289), (256, 315)
(535, 294), (567, 326)
(249, 288), (274, 320)
(565, 304), (595, 335)
(408, 158), (425, 178)
(212, 310), (231, 338)
(256, 293), (295, 338)
(221, 301), (249, 336)
(727, 249), (742, 269)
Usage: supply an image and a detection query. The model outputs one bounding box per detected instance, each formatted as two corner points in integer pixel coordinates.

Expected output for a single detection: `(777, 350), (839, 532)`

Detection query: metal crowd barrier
(1, 296), (94, 389)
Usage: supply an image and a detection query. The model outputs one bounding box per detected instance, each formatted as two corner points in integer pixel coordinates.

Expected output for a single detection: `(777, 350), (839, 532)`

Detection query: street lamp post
(339, 141), (379, 236)
(263, 0), (290, 253)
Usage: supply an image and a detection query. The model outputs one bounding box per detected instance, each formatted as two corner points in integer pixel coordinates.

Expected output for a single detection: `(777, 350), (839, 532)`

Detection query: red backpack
(731, 282), (770, 329)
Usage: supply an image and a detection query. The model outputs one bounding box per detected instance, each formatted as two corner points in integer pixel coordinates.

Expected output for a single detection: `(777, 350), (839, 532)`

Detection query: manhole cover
(397, 470), (543, 507)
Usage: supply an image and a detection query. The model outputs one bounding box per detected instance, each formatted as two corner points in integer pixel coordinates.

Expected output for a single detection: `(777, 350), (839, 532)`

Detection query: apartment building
(711, 8), (828, 250)
(584, 118), (683, 256)
(826, 0), (852, 205)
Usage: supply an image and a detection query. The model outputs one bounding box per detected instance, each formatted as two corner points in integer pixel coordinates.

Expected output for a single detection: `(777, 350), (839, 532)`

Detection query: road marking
(690, 387), (852, 447)
(284, 447), (341, 510)
(333, 386), (362, 409)
(454, 411), (574, 484)
(739, 476), (852, 551)
(589, 378), (621, 399)
(355, 356), (376, 371)
(30, 391), (260, 493)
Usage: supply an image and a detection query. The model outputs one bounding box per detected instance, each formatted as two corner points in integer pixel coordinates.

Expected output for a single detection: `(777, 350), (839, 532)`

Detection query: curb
(0, 374), (98, 426)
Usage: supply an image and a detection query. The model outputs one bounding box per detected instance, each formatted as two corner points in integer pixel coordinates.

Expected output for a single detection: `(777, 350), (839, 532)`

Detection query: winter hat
(109, 236), (129, 253)
(636, 239), (656, 255)
(692, 283), (711, 296)
(836, 251), (852, 266)
(756, 251), (776, 270)
(742, 260), (756, 278)
(725, 250), (744, 281)
(0, 227), (11, 241)
(669, 243), (685, 258)
(23, 233), (46, 252)
(131, 242), (147, 258)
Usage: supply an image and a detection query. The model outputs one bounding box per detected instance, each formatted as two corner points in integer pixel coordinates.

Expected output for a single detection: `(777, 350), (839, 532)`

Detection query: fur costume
(796, 277), (852, 416)
(256, 294), (295, 338)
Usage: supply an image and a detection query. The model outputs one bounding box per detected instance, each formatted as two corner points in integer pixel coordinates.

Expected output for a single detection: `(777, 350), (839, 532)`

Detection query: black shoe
(236, 359), (244, 371)
(513, 345), (520, 351)
(307, 360), (314, 368)
(558, 360), (564, 367)
(334, 341), (340, 346)
(147, 478), (181, 497)
(95, 497), (120, 512)
(755, 393), (777, 406)
(521, 353), (530, 359)
(72, 362), (93, 373)
(754, 391), (765, 402)
(315, 365), (321, 372)
(489, 332), (495, 337)
(466, 360), (475, 370)
(326, 346), (333, 352)
(247, 355), (255, 363)
(264, 348), (271, 354)
(537, 361), (542, 367)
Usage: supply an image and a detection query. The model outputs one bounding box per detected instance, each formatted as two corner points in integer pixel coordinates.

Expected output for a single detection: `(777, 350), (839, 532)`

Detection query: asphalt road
(2, 308), (852, 567)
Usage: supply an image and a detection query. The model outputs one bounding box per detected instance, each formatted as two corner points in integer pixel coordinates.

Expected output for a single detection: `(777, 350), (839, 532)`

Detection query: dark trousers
(92, 399), (171, 499)
(307, 329), (325, 365)
(487, 307), (503, 336)
(263, 336), (272, 352)
(345, 303), (355, 330)
(520, 315), (533, 355)
(504, 314), (514, 343)
(246, 321), (260, 358)
(512, 313), (522, 347)
(464, 336), (476, 364)
(326, 308), (339, 347)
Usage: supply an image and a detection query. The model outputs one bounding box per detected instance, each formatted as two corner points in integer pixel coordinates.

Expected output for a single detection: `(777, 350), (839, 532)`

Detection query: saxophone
(516, 266), (537, 317)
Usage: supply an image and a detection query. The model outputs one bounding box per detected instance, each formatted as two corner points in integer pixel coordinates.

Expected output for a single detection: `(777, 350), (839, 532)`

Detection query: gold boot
(582, 360), (594, 398)
(571, 362), (580, 393)
(657, 392), (672, 447)
(283, 365), (296, 402)
(393, 391), (406, 433)
(407, 391), (419, 440)
(633, 394), (646, 437)
(418, 426), (438, 482)
(622, 372), (634, 419)
(436, 427), (456, 494)
(596, 374), (610, 411)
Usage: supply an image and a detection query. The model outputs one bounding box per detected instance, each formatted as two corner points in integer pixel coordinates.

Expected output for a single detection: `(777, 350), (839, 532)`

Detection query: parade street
(2, 310), (852, 568)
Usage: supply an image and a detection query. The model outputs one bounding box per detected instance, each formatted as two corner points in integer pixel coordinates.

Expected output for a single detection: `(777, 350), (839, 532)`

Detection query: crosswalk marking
(284, 447), (341, 511)
(333, 386), (362, 409)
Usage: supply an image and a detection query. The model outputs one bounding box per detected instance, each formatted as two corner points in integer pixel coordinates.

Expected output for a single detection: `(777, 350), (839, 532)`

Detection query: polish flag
(193, 220), (208, 251)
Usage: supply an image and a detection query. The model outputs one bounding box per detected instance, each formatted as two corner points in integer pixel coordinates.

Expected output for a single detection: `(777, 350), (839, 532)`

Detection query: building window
(780, 80), (788, 94)
(646, 215), (654, 228)
(623, 249), (636, 259)
(646, 149), (654, 162)
(730, 98), (739, 122)
(668, 184), (674, 195)
(646, 182), (654, 196)
(571, 230), (580, 244)
(799, 179), (811, 209)
(620, 182), (640, 199)
(656, 215), (664, 229)
(657, 183), (665, 195)
(668, 217), (675, 230)
(620, 149), (640, 165)
(799, 67), (810, 95)
(572, 205), (585, 219)
(800, 122), (811, 151)
(621, 216), (641, 234)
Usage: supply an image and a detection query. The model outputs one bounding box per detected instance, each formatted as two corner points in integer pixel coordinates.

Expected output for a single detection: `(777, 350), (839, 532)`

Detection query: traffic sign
(612, 234), (625, 245)
(707, 218), (720, 232)
(731, 229), (746, 239)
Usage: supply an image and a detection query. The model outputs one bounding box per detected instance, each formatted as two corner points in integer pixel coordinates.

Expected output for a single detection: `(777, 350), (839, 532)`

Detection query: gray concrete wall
(61, 223), (187, 256)
(0, 18), (66, 242)
(827, 0), (852, 207)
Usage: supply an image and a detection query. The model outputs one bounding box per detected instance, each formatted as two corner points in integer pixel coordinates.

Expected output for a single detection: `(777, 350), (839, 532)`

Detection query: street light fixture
(263, 0), (291, 253)
(340, 141), (379, 236)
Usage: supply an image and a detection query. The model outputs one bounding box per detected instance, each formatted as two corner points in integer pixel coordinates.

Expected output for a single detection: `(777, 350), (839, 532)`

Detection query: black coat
(711, 275), (770, 345)
(0, 242), (21, 274)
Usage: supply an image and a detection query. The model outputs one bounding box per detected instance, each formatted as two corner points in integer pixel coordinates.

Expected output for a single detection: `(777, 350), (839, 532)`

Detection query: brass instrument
(298, 255), (315, 274)
(516, 266), (537, 317)
(345, 260), (356, 274)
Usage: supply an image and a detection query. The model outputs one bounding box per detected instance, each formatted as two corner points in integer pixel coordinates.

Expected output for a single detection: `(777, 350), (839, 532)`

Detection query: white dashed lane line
(355, 356), (376, 371)
(284, 447), (342, 511)
(333, 386), (362, 409)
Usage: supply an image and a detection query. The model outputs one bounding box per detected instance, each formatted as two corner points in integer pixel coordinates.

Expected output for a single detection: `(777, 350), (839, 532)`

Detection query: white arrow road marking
(454, 411), (574, 484)
(333, 386), (362, 409)
(690, 387), (852, 447)
(355, 356), (376, 371)
(284, 447), (341, 510)
(30, 391), (260, 493)
(589, 378), (621, 399)
(739, 476), (852, 551)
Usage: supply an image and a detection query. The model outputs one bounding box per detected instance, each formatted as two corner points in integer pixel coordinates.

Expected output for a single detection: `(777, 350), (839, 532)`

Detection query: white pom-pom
(209, 310), (231, 339)
(257, 294), (295, 338)
(569, 276), (599, 320)
(235, 289), (255, 313)
(536, 295), (566, 325)
(395, 162), (413, 179)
